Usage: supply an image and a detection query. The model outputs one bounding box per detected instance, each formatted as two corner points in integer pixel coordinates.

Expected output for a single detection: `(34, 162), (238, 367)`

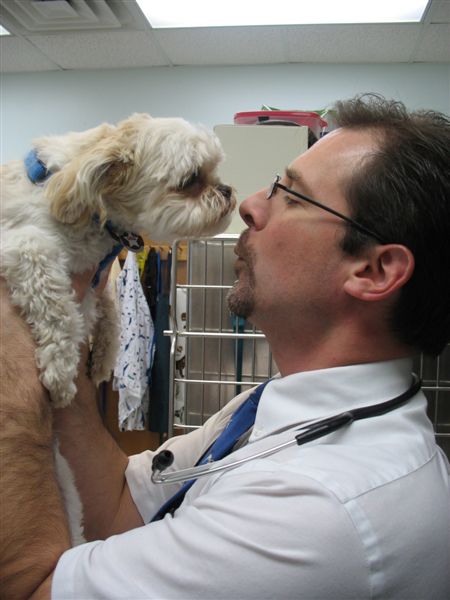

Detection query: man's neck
(261, 321), (413, 377)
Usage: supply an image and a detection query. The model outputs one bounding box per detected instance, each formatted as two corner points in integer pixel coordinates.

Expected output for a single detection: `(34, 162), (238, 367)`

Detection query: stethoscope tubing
(151, 375), (421, 485)
(152, 433), (308, 484)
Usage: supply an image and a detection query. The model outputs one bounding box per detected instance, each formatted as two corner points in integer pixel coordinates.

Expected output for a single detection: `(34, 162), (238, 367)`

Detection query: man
(1, 94), (449, 598)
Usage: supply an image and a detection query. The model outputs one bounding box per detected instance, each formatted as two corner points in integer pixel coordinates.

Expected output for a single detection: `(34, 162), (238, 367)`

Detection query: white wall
(1, 62), (449, 162)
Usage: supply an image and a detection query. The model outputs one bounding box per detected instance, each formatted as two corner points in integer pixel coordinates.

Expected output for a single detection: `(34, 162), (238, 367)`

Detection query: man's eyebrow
(284, 166), (316, 198)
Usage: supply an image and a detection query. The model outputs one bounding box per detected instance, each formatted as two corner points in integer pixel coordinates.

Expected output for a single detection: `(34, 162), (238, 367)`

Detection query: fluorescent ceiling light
(136, 0), (429, 28)
(0, 24), (11, 36)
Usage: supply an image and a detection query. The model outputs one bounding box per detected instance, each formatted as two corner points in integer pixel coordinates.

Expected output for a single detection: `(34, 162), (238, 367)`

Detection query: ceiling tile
(155, 26), (287, 65)
(0, 36), (60, 72)
(28, 30), (170, 69)
(426, 0), (450, 23)
(285, 24), (421, 63)
(414, 23), (450, 61)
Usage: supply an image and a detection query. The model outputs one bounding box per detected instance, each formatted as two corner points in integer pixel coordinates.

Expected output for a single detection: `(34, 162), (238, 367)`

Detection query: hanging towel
(113, 251), (155, 431)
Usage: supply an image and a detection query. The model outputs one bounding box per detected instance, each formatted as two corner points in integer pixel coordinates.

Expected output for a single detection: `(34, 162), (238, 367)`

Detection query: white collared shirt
(53, 359), (450, 599)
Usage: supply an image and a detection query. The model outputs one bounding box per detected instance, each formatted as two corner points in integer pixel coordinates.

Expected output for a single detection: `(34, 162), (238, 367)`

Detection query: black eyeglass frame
(268, 174), (387, 244)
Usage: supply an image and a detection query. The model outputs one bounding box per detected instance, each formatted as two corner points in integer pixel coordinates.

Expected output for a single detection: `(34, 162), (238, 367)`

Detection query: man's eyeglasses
(267, 174), (387, 244)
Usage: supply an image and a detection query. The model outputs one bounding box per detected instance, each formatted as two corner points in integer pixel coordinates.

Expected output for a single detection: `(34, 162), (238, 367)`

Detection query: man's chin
(226, 282), (255, 319)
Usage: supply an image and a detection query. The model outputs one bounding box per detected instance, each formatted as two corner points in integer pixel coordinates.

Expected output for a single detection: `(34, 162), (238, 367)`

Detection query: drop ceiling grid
(0, 0), (448, 72)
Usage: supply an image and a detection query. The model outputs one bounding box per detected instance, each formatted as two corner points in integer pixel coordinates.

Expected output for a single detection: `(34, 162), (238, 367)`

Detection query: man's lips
(233, 249), (251, 278)
(234, 229), (250, 261)
(234, 250), (248, 269)
(233, 230), (254, 280)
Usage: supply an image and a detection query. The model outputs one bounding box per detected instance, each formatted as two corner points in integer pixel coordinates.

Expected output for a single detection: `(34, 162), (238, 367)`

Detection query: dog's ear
(45, 131), (137, 228)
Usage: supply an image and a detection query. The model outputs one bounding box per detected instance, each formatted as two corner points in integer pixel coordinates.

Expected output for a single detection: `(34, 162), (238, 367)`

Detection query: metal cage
(167, 236), (450, 458)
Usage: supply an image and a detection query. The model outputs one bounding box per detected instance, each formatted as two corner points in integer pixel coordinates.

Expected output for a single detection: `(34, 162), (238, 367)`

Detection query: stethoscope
(151, 374), (422, 486)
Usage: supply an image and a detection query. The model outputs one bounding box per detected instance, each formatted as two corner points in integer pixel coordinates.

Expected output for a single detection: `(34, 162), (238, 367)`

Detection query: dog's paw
(35, 337), (81, 408)
(90, 292), (119, 386)
(48, 381), (77, 409)
(39, 367), (77, 408)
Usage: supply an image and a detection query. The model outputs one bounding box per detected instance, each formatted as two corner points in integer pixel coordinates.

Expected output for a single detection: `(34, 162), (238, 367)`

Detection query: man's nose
(239, 189), (269, 230)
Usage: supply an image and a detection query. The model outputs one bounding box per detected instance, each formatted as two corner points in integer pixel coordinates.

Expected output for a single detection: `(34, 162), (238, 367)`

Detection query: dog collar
(23, 154), (144, 254)
(25, 149), (51, 183)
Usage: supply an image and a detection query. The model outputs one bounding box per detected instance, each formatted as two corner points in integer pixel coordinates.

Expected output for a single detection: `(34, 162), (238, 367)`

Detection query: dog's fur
(1, 113), (236, 409)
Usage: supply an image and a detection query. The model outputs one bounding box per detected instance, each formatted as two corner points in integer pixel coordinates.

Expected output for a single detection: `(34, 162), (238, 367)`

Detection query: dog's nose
(217, 184), (233, 200)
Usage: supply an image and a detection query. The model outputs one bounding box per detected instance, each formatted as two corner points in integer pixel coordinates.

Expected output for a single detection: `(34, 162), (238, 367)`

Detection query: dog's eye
(177, 172), (200, 191)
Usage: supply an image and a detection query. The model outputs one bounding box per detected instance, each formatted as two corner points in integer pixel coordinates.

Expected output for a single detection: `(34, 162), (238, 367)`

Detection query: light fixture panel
(136, 0), (429, 28)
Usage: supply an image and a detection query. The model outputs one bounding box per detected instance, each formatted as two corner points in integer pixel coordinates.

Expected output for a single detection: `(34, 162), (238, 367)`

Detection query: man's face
(227, 128), (377, 332)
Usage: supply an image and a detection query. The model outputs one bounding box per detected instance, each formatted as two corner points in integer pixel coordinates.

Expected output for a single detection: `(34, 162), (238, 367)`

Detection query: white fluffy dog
(1, 113), (236, 409)
(1, 114), (235, 545)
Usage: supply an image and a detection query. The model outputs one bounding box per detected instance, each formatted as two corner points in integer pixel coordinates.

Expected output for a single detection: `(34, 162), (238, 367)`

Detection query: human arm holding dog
(58, 266), (145, 540)
(53, 345), (144, 540)
(52, 267), (145, 541)
(0, 278), (70, 599)
(0, 268), (143, 598)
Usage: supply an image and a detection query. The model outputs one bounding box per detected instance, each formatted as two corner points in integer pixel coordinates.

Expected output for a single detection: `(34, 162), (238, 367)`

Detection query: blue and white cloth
(113, 251), (155, 431)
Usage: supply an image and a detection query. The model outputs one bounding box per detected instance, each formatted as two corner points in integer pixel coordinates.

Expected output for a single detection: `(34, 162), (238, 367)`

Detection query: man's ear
(343, 245), (415, 302)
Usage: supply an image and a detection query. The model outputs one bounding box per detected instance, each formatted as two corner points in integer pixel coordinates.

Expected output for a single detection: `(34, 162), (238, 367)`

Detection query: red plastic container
(234, 111), (327, 139)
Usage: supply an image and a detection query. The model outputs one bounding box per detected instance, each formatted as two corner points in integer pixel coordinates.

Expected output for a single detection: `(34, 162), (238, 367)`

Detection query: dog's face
(45, 113), (236, 242)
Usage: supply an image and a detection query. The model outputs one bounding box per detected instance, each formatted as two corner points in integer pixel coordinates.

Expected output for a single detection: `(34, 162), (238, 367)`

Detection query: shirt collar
(250, 358), (414, 441)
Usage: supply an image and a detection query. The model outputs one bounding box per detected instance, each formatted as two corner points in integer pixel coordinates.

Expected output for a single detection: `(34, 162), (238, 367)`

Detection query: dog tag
(118, 232), (144, 252)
